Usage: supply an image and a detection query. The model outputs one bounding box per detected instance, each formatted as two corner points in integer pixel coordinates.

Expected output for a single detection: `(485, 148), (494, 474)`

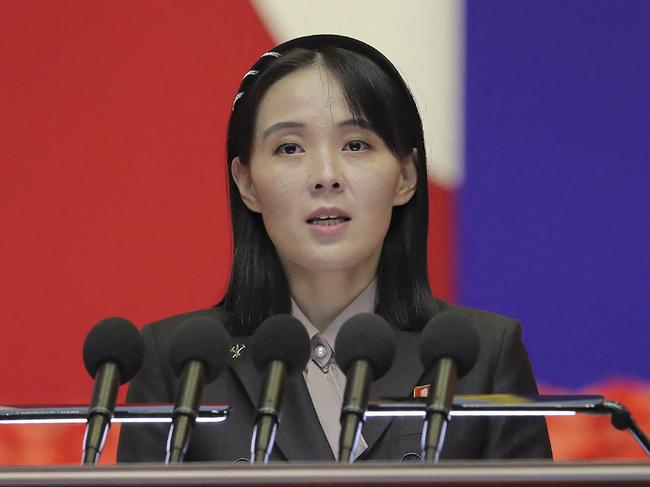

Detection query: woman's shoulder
(430, 299), (541, 398)
(141, 307), (228, 339)
(430, 297), (522, 343)
(141, 301), (522, 348)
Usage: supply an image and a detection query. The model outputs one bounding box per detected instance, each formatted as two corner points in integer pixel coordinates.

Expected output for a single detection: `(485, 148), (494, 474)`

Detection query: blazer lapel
(227, 326), (429, 461)
(227, 336), (332, 461)
(274, 375), (335, 461)
(227, 335), (260, 403)
(361, 328), (426, 457)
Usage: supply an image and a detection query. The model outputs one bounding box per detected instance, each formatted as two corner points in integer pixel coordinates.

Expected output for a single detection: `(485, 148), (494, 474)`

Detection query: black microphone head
(169, 316), (230, 383)
(251, 314), (310, 377)
(334, 313), (396, 379)
(83, 317), (144, 384)
(419, 311), (480, 377)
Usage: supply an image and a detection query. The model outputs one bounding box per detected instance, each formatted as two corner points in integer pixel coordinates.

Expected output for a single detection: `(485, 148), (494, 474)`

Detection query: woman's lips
(305, 207), (351, 222)
(307, 217), (350, 236)
(306, 216), (350, 225)
(305, 207), (351, 236)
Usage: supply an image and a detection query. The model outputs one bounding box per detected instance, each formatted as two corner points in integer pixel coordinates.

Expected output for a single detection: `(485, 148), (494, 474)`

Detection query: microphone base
(81, 413), (112, 465)
(338, 413), (362, 463)
(81, 447), (100, 466)
(166, 448), (185, 464)
(421, 412), (449, 463)
(165, 414), (196, 464)
(251, 414), (278, 464)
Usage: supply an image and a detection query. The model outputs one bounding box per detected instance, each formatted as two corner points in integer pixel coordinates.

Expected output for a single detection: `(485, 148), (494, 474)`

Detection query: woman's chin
(285, 249), (381, 276)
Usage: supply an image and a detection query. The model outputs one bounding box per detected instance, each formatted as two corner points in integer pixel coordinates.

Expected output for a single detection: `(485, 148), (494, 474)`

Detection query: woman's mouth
(305, 207), (351, 235)
(307, 216), (351, 226)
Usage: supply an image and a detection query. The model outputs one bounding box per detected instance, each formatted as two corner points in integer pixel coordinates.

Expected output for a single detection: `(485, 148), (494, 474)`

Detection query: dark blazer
(117, 300), (552, 462)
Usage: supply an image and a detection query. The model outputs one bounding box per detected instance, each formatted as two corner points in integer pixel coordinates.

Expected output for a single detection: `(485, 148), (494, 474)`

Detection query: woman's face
(232, 64), (416, 277)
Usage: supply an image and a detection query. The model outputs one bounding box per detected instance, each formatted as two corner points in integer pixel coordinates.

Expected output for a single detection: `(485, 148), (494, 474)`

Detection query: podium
(2, 397), (648, 484)
(1, 462), (650, 487)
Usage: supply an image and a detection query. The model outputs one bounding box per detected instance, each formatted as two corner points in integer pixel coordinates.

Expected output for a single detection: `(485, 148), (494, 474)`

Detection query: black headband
(231, 34), (405, 111)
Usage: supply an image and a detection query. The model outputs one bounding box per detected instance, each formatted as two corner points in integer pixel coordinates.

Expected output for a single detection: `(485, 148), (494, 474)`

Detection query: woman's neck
(285, 267), (376, 332)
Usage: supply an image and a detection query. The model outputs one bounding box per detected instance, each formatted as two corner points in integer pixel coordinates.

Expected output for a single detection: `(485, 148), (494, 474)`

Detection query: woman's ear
(231, 157), (262, 213)
(393, 148), (418, 206)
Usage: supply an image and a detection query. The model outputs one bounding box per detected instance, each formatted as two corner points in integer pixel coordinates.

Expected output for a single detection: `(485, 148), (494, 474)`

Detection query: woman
(118, 34), (552, 462)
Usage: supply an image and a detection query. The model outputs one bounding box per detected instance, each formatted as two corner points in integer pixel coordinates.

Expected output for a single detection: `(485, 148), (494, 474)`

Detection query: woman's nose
(309, 154), (344, 194)
(312, 179), (342, 192)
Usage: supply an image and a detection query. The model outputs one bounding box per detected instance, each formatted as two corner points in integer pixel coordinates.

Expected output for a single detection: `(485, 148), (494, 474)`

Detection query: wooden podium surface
(0, 462), (649, 487)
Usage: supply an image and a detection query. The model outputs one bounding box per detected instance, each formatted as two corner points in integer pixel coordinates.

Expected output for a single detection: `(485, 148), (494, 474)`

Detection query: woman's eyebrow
(337, 118), (374, 131)
(261, 118), (374, 140)
(261, 121), (305, 140)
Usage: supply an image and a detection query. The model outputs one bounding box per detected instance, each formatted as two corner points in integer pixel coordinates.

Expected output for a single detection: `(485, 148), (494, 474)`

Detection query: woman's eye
(275, 143), (304, 155)
(343, 140), (371, 152)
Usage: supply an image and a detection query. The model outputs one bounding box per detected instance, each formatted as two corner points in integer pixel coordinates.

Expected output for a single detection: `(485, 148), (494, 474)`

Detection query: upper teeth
(318, 215), (338, 220)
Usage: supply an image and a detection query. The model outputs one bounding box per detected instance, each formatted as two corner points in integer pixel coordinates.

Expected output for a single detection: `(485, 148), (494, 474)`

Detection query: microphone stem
(82, 362), (120, 465)
(252, 415), (277, 464)
(339, 413), (362, 463)
(338, 360), (372, 463)
(81, 415), (106, 465)
(166, 414), (194, 464)
(165, 361), (205, 464)
(421, 359), (457, 463)
(250, 361), (286, 464)
(421, 413), (449, 463)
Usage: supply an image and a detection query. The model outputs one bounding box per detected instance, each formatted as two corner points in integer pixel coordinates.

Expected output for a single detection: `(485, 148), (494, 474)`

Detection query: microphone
(250, 315), (310, 464)
(81, 317), (144, 465)
(419, 311), (479, 462)
(166, 316), (230, 464)
(335, 313), (396, 463)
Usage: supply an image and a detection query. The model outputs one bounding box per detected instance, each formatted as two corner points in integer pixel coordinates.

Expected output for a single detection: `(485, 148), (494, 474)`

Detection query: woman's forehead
(254, 65), (356, 136)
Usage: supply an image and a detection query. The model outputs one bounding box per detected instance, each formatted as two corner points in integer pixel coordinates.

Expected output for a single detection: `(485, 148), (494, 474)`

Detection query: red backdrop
(0, 0), (270, 404)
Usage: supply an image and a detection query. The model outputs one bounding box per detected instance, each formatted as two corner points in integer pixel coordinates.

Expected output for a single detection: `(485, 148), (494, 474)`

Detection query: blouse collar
(290, 279), (377, 350)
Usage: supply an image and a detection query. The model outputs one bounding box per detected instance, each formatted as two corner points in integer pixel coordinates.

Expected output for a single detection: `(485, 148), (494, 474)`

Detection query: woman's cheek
(361, 171), (401, 208)
(256, 172), (302, 213)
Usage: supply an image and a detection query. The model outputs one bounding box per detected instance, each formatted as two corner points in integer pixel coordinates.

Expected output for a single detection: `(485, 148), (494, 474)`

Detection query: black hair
(220, 35), (435, 336)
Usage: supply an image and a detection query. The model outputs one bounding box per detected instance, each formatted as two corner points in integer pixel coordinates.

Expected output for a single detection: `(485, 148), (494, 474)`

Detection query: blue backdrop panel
(461, 0), (650, 388)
